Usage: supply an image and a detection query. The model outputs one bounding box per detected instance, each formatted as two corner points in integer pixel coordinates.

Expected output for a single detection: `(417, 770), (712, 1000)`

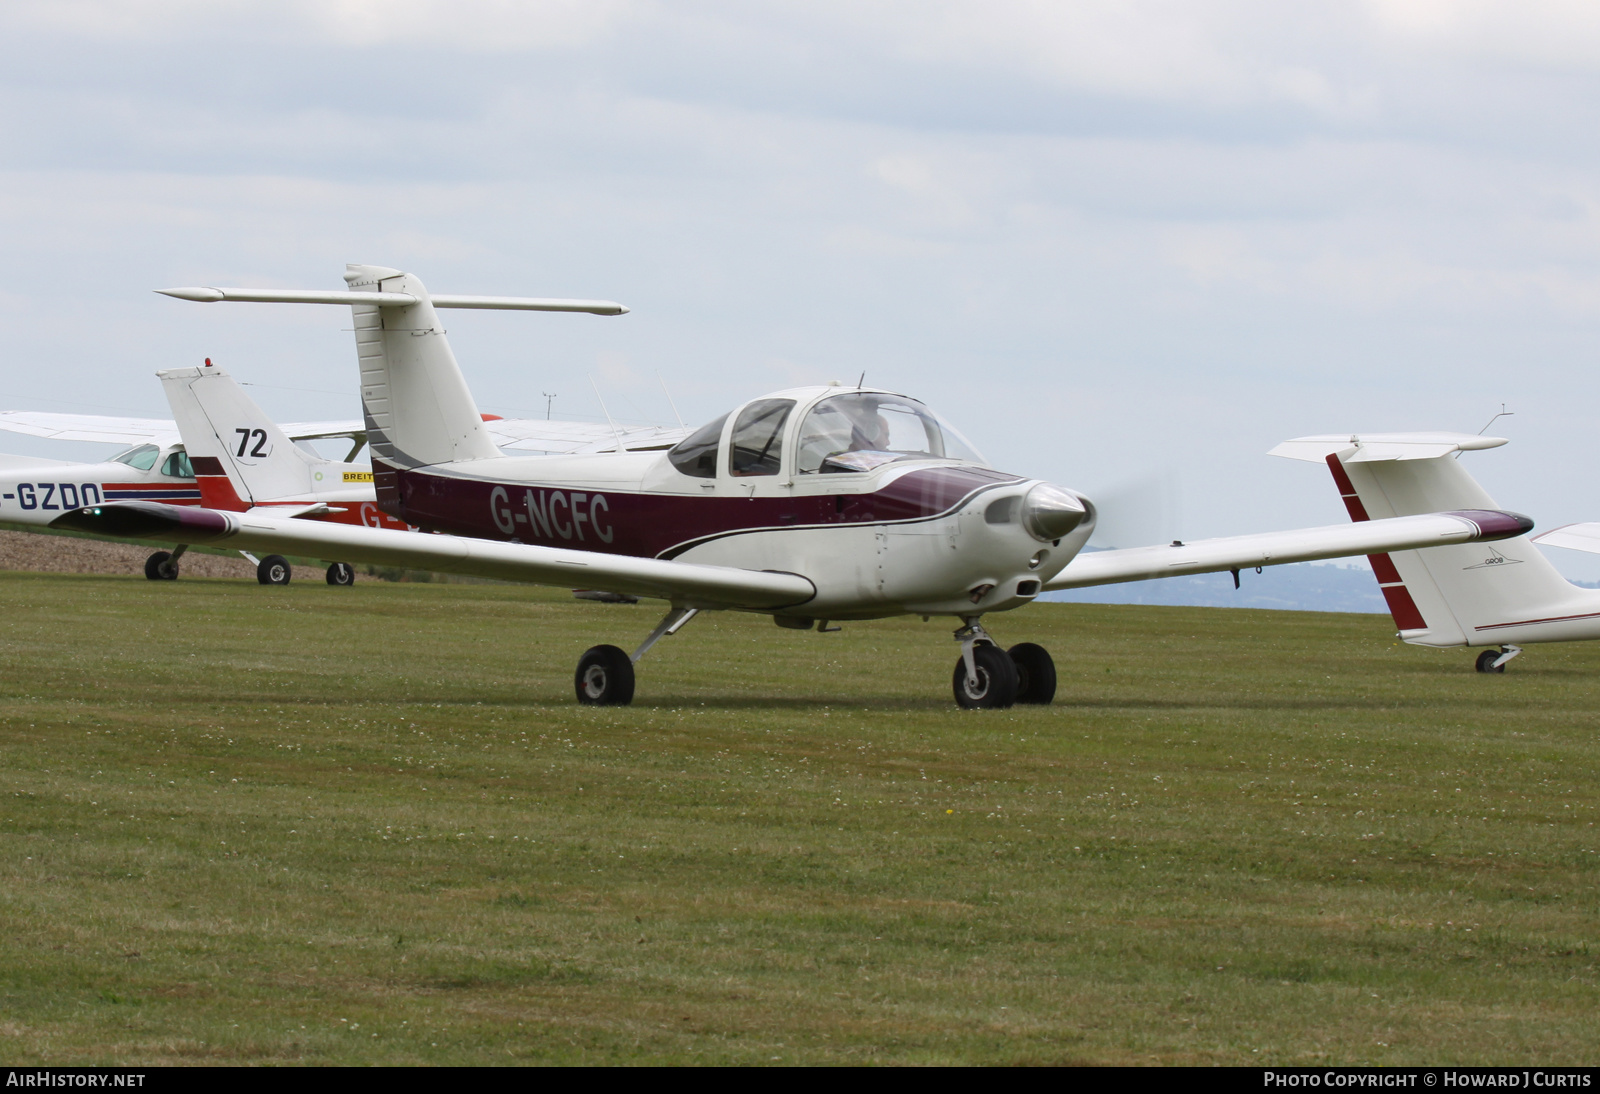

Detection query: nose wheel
(950, 620), (1057, 709)
(952, 644), (1018, 708)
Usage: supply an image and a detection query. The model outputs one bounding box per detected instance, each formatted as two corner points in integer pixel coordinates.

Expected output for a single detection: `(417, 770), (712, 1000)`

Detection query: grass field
(1, 572), (1597, 1065)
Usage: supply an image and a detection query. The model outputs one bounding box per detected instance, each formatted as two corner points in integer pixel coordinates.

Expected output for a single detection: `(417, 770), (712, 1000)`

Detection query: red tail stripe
(1324, 453), (1369, 522)
(1367, 553), (1403, 584)
(1380, 584), (1428, 631)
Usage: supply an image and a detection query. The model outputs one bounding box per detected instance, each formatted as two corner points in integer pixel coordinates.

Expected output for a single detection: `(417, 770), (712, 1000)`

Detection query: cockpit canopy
(667, 389), (985, 479)
(108, 443), (193, 478)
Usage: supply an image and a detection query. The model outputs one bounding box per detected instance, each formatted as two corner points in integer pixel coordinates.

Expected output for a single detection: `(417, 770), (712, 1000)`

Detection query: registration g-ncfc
(1264, 1075), (1591, 1089)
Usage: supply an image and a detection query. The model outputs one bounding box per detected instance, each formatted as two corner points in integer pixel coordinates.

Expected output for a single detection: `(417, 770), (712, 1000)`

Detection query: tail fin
(1273, 432), (1600, 647)
(343, 265), (500, 514)
(159, 364), (323, 508)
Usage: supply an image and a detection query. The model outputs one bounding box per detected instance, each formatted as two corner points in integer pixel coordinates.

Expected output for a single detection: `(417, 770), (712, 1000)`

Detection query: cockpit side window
(728, 399), (794, 477)
(111, 444), (161, 472)
(667, 413), (729, 479)
(796, 394), (948, 474)
(160, 449), (195, 479)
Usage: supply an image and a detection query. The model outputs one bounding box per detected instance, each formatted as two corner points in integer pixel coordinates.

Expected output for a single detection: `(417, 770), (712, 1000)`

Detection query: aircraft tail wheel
(575, 644), (636, 706)
(1475, 650), (1507, 674)
(1007, 642), (1057, 704)
(325, 562), (356, 586)
(952, 643), (1019, 709)
(257, 555), (292, 586)
(143, 551), (179, 581)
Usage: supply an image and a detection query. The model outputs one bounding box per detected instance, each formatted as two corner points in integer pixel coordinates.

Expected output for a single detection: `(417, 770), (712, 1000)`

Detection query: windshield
(110, 444), (160, 471)
(795, 393), (986, 473)
(667, 413), (729, 479)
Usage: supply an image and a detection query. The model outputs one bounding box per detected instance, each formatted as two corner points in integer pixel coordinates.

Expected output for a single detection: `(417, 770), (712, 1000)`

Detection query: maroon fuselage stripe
(1476, 610), (1600, 631)
(378, 462), (1024, 559)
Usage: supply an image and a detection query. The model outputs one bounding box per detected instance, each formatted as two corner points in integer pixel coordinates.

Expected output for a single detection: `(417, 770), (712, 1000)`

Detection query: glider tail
(1273, 433), (1600, 648)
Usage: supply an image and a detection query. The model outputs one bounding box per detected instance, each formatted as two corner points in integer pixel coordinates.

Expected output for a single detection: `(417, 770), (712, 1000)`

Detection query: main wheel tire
(952, 643), (1019, 709)
(1008, 642), (1057, 704)
(325, 562), (356, 586)
(144, 551), (178, 581)
(257, 555), (292, 586)
(575, 644), (636, 706)
(1476, 649), (1506, 674)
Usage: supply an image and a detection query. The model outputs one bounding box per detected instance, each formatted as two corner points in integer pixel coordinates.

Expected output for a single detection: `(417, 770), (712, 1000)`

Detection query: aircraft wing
(1531, 523), (1600, 555)
(484, 419), (692, 454)
(1044, 510), (1532, 590)
(51, 501), (816, 610)
(0, 411), (179, 445)
(0, 410), (374, 447)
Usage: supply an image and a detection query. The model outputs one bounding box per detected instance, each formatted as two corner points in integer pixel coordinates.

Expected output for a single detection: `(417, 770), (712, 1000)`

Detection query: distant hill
(1044, 559), (1389, 613)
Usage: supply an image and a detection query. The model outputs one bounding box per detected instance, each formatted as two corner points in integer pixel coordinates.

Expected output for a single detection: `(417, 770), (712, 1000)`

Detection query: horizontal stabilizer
(51, 501), (816, 611)
(1271, 432), (1507, 464)
(1045, 509), (1531, 591)
(156, 286), (628, 315)
(1532, 523), (1600, 555)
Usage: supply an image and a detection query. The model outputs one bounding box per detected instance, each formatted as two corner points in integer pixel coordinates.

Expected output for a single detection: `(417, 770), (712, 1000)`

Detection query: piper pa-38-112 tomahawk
(52, 263), (1534, 708)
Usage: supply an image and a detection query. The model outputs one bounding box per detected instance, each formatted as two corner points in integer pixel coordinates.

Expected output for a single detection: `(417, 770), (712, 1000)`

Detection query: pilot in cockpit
(845, 402), (892, 454)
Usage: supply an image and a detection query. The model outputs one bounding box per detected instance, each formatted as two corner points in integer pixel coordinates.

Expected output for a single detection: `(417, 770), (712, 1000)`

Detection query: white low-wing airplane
(52, 264), (1533, 708)
(1274, 431), (1600, 673)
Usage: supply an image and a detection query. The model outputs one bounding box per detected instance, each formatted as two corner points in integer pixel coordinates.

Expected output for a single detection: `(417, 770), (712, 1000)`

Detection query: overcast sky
(3, 1), (1599, 569)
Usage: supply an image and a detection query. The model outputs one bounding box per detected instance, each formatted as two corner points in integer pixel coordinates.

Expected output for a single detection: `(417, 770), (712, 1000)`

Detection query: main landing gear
(143, 545), (187, 581)
(952, 618), (1057, 709)
(571, 610), (1056, 709)
(1475, 645), (1522, 673)
(575, 607), (699, 706)
(256, 554), (292, 585)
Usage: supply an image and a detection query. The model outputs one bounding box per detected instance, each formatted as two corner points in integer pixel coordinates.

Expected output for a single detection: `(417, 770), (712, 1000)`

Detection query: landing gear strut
(574, 606), (700, 706)
(325, 562), (356, 586)
(143, 544), (187, 581)
(1475, 645), (1521, 673)
(950, 619), (1057, 709)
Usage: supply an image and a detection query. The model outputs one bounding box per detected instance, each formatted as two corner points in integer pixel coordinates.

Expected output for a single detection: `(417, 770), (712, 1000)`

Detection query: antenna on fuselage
(657, 371), (685, 428)
(589, 374), (627, 455)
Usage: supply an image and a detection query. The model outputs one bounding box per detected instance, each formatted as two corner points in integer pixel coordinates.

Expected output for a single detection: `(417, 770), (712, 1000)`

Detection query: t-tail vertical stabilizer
(1273, 432), (1600, 650)
(343, 265), (501, 516)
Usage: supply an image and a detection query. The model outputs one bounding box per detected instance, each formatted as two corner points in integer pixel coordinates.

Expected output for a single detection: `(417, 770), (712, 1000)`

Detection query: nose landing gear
(951, 619), (1057, 709)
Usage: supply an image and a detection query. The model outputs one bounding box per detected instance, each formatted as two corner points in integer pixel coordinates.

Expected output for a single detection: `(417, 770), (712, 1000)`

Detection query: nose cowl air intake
(1023, 483), (1087, 542)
